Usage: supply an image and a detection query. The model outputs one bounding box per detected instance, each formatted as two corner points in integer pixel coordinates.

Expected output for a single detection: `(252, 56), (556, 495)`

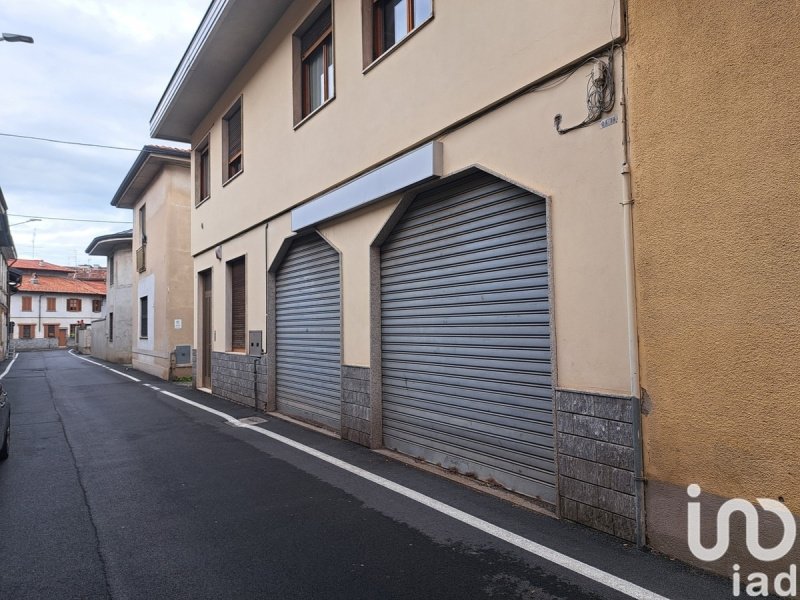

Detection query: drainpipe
(618, 46), (646, 548)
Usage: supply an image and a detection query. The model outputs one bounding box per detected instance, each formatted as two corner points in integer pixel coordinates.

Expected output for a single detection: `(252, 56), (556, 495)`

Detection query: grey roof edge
(85, 230), (134, 256)
(110, 146), (190, 209)
(149, 0), (229, 140)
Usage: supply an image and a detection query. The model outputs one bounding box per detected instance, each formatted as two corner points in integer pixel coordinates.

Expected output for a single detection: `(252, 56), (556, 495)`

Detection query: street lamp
(0, 33), (34, 44)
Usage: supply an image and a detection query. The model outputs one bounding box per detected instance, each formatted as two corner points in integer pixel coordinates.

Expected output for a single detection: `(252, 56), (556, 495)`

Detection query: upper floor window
(372, 0), (432, 60)
(140, 296), (149, 338)
(21, 296), (32, 312)
(139, 204), (147, 244)
(301, 6), (334, 118)
(108, 256), (115, 285)
(223, 99), (243, 181)
(67, 298), (82, 312)
(196, 137), (211, 205)
(46, 297), (57, 312)
(92, 299), (102, 313)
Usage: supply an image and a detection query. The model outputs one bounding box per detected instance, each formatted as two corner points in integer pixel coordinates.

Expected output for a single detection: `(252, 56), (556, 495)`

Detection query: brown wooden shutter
(22, 296), (32, 311)
(47, 297), (56, 311)
(230, 258), (246, 351)
(228, 107), (242, 162)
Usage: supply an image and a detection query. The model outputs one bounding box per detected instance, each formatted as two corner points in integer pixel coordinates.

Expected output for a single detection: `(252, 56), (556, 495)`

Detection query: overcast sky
(0, 0), (208, 267)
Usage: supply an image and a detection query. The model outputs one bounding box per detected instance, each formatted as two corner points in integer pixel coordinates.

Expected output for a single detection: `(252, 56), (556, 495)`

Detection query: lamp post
(0, 33), (34, 44)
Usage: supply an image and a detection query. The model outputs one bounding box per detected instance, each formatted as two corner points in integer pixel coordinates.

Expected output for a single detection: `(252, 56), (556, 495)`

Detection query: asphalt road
(0, 351), (732, 599)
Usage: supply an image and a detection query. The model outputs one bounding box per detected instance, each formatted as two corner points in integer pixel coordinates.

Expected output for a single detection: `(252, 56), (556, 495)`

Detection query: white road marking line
(68, 350), (670, 600)
(159, 391), (670, 600)
(68, 350), (141, 382)
(0, 353), (19, 380)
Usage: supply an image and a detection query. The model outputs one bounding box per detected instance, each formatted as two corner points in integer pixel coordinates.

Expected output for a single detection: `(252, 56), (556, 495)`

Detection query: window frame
(109, 311), (114, 342)
(21, 296), (32, 312)
(46, 297), (57, 312)
(228, 256), (246, 353)
(140, 296), (149, 339)
(362, 0), (433, 69)
(45, 324), (58, 339)
(222, 98), (243, 184)
(20, 324), (34, 339)
(66, 298), (82, 312)
(195, 135), (211, 206)
(92, 299), (102, 313)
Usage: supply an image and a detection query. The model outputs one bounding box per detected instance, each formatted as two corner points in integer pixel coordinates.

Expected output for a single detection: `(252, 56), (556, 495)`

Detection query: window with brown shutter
(20, 325), (33, 339)
(229, 257), (246, 352)
(21, 296), (32, 311)
(223, 100), (243, 181)
(45, 325), (57, 338)
(92, 299), (102, 312)
(67, 298), (82, 312)
(46, 297), (56, 312)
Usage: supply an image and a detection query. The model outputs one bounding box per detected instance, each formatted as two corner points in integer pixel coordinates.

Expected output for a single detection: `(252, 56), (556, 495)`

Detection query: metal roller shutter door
(381, 172), (555, 503)
(276, 234), (342, 431)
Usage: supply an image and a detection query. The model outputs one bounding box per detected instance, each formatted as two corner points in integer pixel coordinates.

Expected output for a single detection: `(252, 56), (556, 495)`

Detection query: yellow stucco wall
(627, 0), (800, 511)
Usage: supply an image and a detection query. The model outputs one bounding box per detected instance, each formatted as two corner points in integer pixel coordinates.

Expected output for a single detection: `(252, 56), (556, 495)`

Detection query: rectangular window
(20, 325), (33, 339)
(92, 299), (102, 313)
(140, 297), (148, 338)
(301, 6), (334, 118)
(223, 100), (243, 181)
(229, 257), (246, 352)
(69, 324), (78, 338)
(109, 312), (114, 342)
(67, 298), (82, 312)
(46, 297), (56, 312)
(21, 296), (32, 311)
(108, 256), (115, 286)
(139, 204), (147, 244)
(45, 325), (57, 338)
(197, 140), (211, 205)
(371, 0), (432, 60)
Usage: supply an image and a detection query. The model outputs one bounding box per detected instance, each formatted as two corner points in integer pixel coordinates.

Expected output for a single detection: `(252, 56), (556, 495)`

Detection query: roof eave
(149, 0), (293, 142)
(111, 147), (190, 209)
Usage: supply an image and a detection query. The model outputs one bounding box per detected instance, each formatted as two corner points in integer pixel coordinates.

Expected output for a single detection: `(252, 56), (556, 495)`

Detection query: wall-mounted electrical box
(248, 331), (263, 357)
(175, 345), (192, 365)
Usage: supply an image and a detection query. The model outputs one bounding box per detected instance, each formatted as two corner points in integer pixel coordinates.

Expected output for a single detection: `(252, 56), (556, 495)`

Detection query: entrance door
(57, 328), (67, 348)
(200, 270), (212, 389)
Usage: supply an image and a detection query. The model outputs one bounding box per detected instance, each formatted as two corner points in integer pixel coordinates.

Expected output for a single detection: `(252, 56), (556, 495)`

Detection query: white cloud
(0, 0), (206, 266)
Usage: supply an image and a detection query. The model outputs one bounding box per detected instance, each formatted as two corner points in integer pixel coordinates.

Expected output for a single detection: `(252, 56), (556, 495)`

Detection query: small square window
(223, 100), (243, 181)
(366, 0), (432, 64)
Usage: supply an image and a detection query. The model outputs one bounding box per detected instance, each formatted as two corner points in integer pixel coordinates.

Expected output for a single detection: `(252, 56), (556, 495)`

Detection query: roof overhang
(85, 230), (133, 257)
(111, 146), (190, 209)
(0, 187), (16, 260)
(150, 0), (293, 143)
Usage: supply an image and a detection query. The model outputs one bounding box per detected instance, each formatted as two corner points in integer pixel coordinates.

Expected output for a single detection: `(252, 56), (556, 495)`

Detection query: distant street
(0, 351), (729, 599)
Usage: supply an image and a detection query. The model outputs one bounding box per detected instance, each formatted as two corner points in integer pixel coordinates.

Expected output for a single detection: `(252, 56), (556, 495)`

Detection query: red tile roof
(18, 274), (106, 295)
(10, 259), (75, 273)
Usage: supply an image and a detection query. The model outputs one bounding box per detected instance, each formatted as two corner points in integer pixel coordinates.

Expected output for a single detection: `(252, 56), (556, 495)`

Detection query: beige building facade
(153, 0), (642, 540)
(111, 146), (194, 380)
(626, 0), (799, 579)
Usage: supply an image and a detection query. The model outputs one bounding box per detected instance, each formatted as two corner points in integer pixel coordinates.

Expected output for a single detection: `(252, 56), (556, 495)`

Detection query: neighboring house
(151, 1), (642, 540)
(110, 146), (193, 380)
(625, 0), (799, 579)
(0, 189), (17, 358)
(9, 260), (106, 350)
(85, 230), (134, 364)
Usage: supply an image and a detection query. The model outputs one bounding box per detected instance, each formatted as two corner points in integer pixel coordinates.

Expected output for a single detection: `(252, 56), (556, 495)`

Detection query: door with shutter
(275, 234), (341, 431)
(381, 172), (555, 503)
(229, 257), (246, 352)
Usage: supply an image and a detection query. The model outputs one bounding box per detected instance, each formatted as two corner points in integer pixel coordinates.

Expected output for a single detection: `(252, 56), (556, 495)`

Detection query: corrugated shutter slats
(381, 172), (555, 503)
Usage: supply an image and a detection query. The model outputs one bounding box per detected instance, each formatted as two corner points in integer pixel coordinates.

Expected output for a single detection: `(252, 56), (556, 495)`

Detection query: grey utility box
(174, 345), (192, 366)
(248, 331), (263, 357)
